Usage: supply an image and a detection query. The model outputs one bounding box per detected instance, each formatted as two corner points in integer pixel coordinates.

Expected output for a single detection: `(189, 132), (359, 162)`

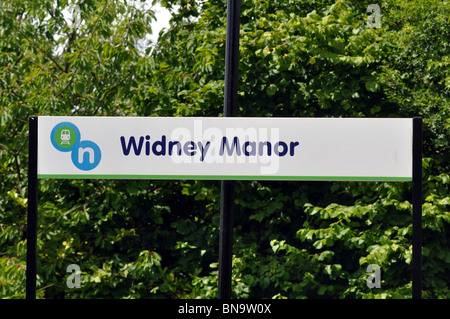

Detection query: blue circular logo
(50, 122), (81, 152)
(51, 122), (101, 171)
(70, 140), (102, 171)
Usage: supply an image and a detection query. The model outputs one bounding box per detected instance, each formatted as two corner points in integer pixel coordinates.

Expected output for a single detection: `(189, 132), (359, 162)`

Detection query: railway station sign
(37, 116), (413, 181)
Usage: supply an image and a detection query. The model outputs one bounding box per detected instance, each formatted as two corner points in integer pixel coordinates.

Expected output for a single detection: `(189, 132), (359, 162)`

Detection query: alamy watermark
(66, 4), (82, 31)
(66, 264), (81, 289)
(366, 264), (381, 289)
(367, 4), (381, 29)
(169, 121), (285, 174)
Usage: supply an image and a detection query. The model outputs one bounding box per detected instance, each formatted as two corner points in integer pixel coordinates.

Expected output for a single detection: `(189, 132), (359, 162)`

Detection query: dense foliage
(1, 0), (448, 299)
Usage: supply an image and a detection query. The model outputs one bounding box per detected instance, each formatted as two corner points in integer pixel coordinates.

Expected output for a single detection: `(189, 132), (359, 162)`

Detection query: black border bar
(412, 117), (423, 299)
(26, 116), (38, 299)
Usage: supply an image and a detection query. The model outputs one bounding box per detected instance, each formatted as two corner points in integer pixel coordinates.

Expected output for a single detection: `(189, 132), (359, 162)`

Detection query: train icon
(60, 129), (71, 145)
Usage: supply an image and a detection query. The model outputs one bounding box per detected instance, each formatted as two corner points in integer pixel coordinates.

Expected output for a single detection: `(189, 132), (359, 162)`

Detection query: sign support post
(218, 0), (241, 300)
(26, 116), (38, 299)
(412, 117), (423, 299)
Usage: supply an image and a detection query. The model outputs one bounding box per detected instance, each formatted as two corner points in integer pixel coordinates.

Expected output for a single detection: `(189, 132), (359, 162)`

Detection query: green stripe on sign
(37, 174), (412, 182)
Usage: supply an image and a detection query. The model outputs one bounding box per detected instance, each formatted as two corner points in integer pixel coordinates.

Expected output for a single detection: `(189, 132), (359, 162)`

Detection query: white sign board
(37, 117), (413, 181)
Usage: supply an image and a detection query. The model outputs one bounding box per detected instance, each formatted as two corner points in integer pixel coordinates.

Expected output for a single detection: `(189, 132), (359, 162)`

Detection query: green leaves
(0, 0), (448, 299)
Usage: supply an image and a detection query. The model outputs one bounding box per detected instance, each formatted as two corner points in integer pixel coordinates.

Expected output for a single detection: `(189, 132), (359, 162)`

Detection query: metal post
(26, 116), (38, 299)
(218, 180), (235, 299)
(218, 0), (240, 299)
(223, 0), (240, 120)
(412, 117), (422, 299)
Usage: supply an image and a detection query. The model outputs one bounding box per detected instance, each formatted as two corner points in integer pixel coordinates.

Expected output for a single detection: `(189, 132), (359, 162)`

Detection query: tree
(137, 0), (450, 298)
(0, 0), (160, 298)
(1, 0), (448, 299)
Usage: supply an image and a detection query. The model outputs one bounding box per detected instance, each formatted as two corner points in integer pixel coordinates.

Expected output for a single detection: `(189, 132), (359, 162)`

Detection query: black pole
(218, 0), (240, 299)
(412, 117), (422, 299)
(218, 180), (235, 299)
(223, 0), (240, 119)
(26, 116), (38, 299)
